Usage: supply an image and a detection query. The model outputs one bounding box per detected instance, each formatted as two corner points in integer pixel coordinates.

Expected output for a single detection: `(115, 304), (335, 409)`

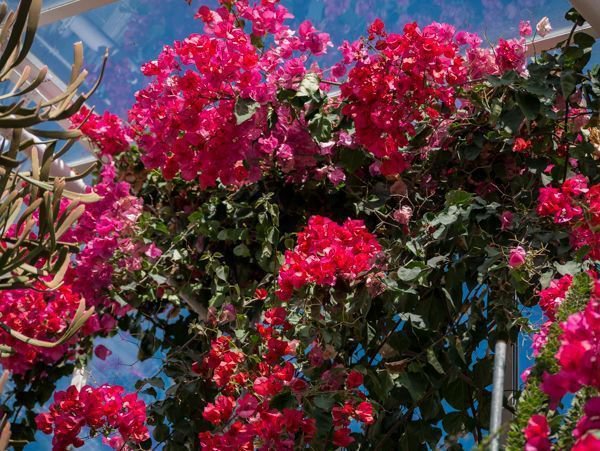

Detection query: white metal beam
(39, 0), (119, 27)
(525, 23), (598, 56)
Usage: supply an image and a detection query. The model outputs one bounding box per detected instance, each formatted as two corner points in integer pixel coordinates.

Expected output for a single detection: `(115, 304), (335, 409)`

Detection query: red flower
(346, 370), (364, 389)
(523, 414), (552, 451)
(94, 345), (112, 361)
(36, 385), (149, 451)
(277, 216), (382, 300)
(203, 396), (235, 425)
(333, 427), (355, 447)
(255, 288), (268, 300)
(573, 434), (600, 451)
(70, 106), (132, 156)
(368, 18), (386, 38)
(512, 137), (532, 153)
(355, 401), (375, 424)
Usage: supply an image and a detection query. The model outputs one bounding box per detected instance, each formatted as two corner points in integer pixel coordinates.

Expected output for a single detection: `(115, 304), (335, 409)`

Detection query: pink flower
(519, 20), (533, 37)
(541, 297), (600, 403)
(203, 395), (235, 425)
(532, 321), (552, 356)
(327, 167), (346, 186)
(495, 38), (527, 74)
(355, 402), (375, 424)
(539, 275), (573, 320)
(573, 434), (600, 451)
(94, 345), (112, 361)
(70, 106), (132, 156)
(0, 282), (83, 374)
(333, 427), (355, 447)
(524, 414), (552, 451)
(574, 397), (600, 444)
(392, 206), (413, 225)
(298, 20), (332, 55)
(367, 18), (385, 38)
(508, 246), (527, 268)
(331, 63), (346, 78)
(144, 243), (162, 260)
(536, 17), (552, 38)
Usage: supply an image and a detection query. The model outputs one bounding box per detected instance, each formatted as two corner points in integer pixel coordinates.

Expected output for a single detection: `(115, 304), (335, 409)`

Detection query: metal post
(490, 340), (507, 451)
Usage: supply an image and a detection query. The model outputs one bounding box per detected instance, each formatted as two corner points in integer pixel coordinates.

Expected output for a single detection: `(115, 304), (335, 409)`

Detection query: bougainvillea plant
(4, 1), (600, 450)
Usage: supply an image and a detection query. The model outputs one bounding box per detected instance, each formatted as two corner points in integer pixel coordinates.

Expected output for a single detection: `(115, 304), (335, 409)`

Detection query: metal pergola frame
(39, 0), (118, 26)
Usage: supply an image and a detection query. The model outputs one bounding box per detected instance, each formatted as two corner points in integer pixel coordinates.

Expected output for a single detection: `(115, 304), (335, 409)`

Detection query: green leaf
(516, 91), (540, 120)
(445, 379), (469, 410)
(574, 31), (596, 50)
(338, 147), (368, 173)
(427, 255), (447, 268)
(459, 144), (481, 161)
(554, 260), (582, 276)
(215, 266), (229, 282)
(445, 190), (473, 207)
(398, 372), (428, 402)
(442, 412), (467, 435)
(233, 244), (250, 257)
(308, 113), (333, 141)
(399, 312), (427, 329)
(397, 262), (428, 282)
(313, 395), (335, 410)
(150, 273), (167, 285)
(250, 33), (264, 49)
(500, 107), (524, 134)
(145, 377), (165, 389)
(487, 71), (518, 87)
(565, 7), (585, 26)
(270, 390), (294, 410)
(234, 97), (260, 125)
(296, 73), (321, 100)
(561, 70), (578, 98)
(138, 333), (158, 360)
(153, 423), (170, 442)
(427, 349), (445, 374)
(142, 387), (157, 397)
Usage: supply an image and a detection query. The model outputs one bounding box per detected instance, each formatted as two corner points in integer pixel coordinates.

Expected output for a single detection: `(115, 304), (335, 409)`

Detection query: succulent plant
(0, 0), (104, 291)
(0, 0), (101, 351)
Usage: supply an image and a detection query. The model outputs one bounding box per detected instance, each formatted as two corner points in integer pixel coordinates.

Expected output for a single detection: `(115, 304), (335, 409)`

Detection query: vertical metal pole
(490, 340), (507, 451)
